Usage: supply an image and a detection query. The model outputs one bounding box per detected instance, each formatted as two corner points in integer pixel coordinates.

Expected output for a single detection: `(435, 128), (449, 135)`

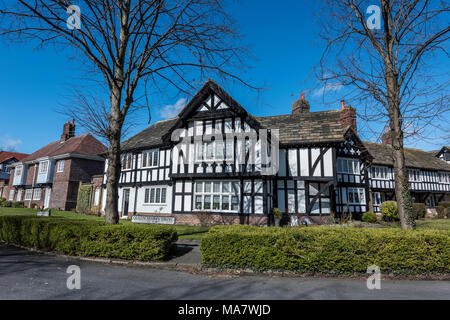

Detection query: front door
(122, 189), (130, 217)
(44, 188), (51, 208)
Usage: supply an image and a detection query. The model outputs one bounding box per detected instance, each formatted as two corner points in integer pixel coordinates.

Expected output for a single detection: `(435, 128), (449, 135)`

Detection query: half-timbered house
(100, 80), (450, 225)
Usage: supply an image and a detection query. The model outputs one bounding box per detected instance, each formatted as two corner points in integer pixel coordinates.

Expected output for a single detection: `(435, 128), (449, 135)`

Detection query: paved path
(0, 243), (449, 300)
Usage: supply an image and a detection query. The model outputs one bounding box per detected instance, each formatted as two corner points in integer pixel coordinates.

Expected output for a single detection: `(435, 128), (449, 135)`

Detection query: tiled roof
(0, 151), (29, 163)
(255, 110), (346, 144)
(121, 118), (179, 152)
(21, 133), (107, 162)
(120, 110), (346, 152)
(364, 142), (450, 171)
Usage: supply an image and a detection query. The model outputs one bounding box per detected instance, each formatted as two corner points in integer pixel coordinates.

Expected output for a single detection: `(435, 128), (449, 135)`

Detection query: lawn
(0, 207), (209, 240)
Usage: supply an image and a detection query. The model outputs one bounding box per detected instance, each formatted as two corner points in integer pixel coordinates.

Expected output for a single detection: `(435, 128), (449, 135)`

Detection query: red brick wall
(125, 211), (269, 227)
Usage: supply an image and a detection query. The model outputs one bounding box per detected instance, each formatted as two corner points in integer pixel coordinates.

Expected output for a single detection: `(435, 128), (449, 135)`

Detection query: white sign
(37, 211), (50, 217)
(131, 215), (175, 225)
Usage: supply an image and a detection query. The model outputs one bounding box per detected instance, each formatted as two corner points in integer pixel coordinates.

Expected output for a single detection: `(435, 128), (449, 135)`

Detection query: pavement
(0, 243), (449, 300)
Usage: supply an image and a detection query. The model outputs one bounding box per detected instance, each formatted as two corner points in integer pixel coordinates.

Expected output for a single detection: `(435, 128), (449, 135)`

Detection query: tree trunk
(390, 112), (415, 229)
(104, 86), (123, 225)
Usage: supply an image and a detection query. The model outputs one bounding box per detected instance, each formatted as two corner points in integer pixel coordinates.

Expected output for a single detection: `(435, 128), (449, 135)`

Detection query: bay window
(194, 180), (240, 212)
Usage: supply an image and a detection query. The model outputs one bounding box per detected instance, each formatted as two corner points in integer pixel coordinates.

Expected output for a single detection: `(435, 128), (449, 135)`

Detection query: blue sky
(0, 0), (447, 154)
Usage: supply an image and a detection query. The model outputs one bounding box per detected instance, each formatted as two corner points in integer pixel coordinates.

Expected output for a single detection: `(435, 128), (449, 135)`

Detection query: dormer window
(39, 161), (49, 174)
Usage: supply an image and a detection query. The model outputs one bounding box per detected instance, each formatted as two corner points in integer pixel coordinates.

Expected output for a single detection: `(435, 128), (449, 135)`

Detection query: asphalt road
(0, 243), (449, 300)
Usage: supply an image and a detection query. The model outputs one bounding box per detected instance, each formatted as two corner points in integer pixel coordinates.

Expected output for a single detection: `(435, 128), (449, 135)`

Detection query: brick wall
(125, 211), (269, 227)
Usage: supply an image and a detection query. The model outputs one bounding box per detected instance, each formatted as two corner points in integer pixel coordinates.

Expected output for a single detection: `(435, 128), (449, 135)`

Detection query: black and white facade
(100, 80), (450, 225)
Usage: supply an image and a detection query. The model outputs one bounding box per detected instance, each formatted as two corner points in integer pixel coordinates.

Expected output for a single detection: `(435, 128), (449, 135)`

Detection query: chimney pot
(341, 100), (345, 110)
(301, 93), (305, 100)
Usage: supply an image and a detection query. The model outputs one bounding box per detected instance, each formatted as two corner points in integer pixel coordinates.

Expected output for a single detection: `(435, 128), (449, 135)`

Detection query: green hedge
(0, 215), (178, 261)
(76, 185), (91, 213)
(201, 225), (450, 274)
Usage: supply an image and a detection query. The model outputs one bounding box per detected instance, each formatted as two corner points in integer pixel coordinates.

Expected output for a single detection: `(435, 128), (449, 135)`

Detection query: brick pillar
(292, 93), (310, 114)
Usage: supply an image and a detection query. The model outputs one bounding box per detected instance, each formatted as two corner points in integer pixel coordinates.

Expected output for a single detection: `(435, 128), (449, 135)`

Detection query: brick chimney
(292, 93), (310, 114)
(339, 100), (357, 133)
(381, 126), (392, 145)
(60, 119), (76, 142)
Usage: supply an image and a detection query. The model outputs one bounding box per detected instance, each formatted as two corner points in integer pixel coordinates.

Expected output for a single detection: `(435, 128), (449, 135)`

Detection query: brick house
(8, 120), (107, 210)
(0, 151), (29, 200)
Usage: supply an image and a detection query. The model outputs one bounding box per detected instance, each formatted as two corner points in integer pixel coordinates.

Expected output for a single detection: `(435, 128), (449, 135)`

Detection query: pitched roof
(121, 118), (179, 152)
(0, 151), (29, 163)
(364, 142), (450, 171)
(21, 133), (107, 162)
(255, 110), (346, 144)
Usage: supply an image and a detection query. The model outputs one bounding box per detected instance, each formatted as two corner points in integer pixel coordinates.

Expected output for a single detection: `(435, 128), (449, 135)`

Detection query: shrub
(0, 197), (6, 205)
(1, 201), (12, 207)
(200, 225), (450, 274)
(272, 208), (282, 219)
(412, 203), (427, 220)
(0, 215), (178, 261)
(435, 206), (447, 219)
(12, 201), (25, 208)
(361, 211), (377, 223)
(380, 201), (399, 221)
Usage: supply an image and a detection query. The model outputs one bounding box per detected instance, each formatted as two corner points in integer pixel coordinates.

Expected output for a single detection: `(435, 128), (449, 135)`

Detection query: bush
(12, 201), (25, 208)
(1, 201), (12, 207)
(0, 215), (178, 261)
(435, 206), (447, 219)
(412, 203), (427, 220)
(380, 201), (399, 221)
(0, 197), (6, 205)
(272, 208), (282, 219)
(361, 211), (377, 223)
(201, 225), (450, 274)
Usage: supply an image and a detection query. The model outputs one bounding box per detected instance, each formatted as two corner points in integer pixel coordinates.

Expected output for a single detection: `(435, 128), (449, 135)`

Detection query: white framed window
(144, 187), (167, 204)
(8, 190), (15, 201)
(372, 192), (382, 206)
(142, 150), (159, 168)
(337, 158), (361, 174)
(57, 160), (65, 173)
(33, 188), (41, 200)
(195, 140), (233, 162)
(439, 172), (450, 183)
(370, 166), (389, 180)
(194, 180), (240, 212)
(347, 187), (366, 205)
(121, 154), (133, 170)
(39, 161), (49, 174)
(25, 189), (32, 200)
(408, 169), (421, 182)
(15, 166), (22, 176)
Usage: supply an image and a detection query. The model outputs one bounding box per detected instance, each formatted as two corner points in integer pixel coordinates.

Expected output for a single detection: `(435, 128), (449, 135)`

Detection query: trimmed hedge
(361, 211), (377, 223)
(201, 225), (450, 274)
(0, 215), (178, 261)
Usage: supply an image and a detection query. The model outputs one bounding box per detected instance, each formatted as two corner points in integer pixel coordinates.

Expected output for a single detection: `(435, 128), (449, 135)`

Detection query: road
(0, 243), (449, 300)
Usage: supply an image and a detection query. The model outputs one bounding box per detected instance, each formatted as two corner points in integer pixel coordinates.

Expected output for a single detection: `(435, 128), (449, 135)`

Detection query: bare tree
(0, 0), (253, 224)
(315, 0), (449, 229)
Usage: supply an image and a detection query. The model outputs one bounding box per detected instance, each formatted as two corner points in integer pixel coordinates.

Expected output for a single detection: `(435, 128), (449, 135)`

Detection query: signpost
(131, 215), (175, 225)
